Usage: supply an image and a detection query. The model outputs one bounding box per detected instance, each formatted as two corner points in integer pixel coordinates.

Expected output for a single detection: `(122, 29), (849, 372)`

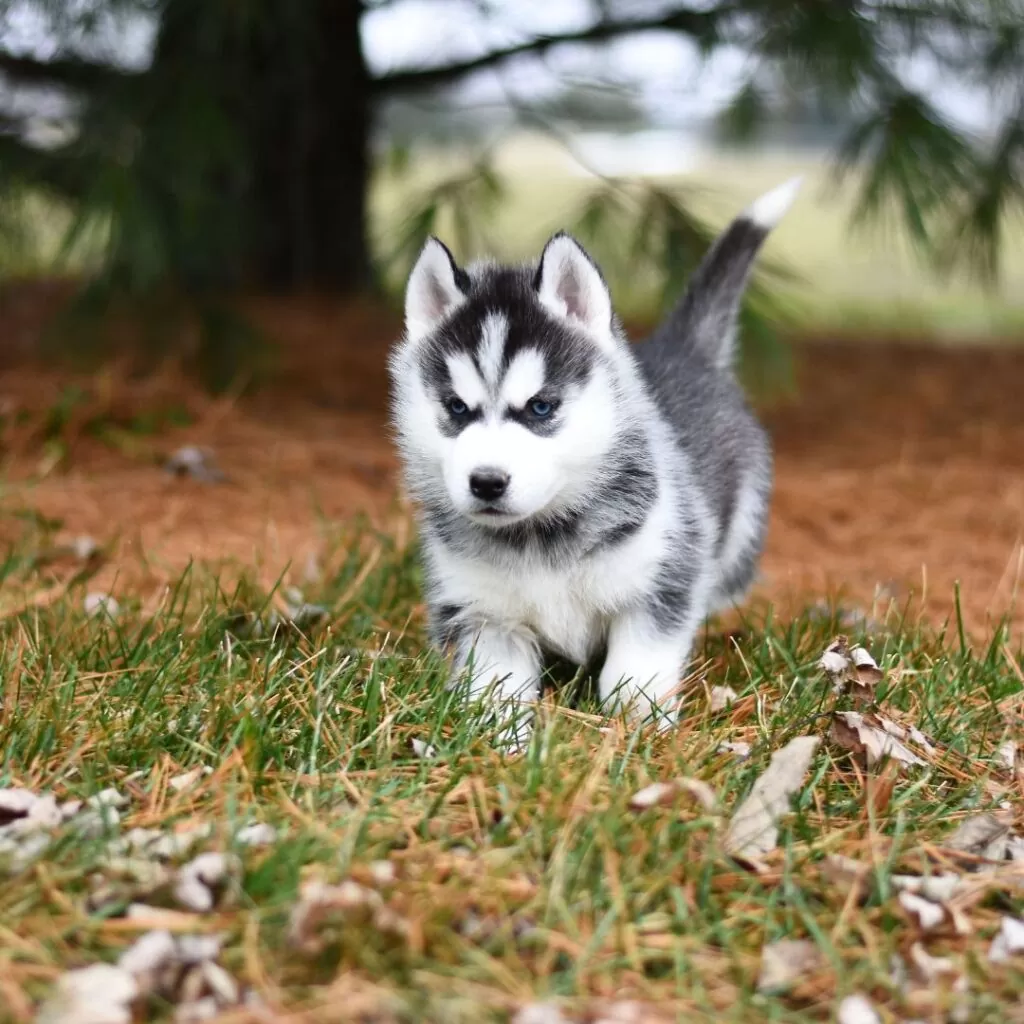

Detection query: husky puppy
(389, 178), (800, 746)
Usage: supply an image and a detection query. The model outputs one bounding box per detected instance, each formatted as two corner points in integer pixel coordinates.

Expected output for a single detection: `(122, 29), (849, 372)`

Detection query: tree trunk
(247, 2), (373, 293)
(148, 0), (373, 295)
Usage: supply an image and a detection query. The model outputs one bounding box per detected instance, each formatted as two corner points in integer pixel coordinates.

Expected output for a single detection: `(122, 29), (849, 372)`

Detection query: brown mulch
(1, 295), (1023, 638)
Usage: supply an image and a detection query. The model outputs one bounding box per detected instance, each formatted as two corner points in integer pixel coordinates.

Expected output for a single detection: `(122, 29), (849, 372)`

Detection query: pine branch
(373, 7), (724, 95)
(0, 51), (136, 92)
(0, 134), (91, 201)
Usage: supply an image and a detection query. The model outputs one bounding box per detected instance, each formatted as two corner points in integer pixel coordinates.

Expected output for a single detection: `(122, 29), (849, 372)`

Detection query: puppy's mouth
(467, 504), (525, 525)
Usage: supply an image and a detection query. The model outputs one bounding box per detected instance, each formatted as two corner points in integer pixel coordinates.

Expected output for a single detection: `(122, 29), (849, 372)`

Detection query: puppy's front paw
(599, 655), (683, 729)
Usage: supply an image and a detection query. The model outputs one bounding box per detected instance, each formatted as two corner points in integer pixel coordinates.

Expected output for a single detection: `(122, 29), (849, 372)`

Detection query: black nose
(469, 469), (509, 502)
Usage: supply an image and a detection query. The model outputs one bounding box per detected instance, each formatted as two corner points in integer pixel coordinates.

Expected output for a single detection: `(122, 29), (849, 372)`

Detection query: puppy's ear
(405, 237), (468, 342)
(534, 233), (614, 344)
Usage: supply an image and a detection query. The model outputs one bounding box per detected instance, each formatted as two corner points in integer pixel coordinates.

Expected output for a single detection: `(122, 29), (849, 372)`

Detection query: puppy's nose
(469, 469), (510, 502)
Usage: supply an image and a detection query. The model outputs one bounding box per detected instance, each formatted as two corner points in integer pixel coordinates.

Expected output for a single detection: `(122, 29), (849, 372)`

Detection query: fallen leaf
(117, 929), (178, 990)
(996, 740), (1017, 771)
(819, 854), (871, 901)
(368, 859), (397, 886)
(717, 740), (751, 760)
(819, 636), (884, 699)
(175, 997), (219, 1023)
(830, 711), (927, 767)
(234, 823), (277, 847)
(72, 535), (100, 560)
(898, 891), (971, 935)
(173, 852), (238, 913)
(710, 686), (737, 711)
(629, 782), (677, 811)
(288, 878), (409, 953)
(891, 873), (962, 902)
(36, 964), (138, 1024)
(0, 787), (62, 830)
(0, 829), (52, 872)
(168, 767), (212, 793)
(989, 916), (1024, 963)
(512, 1005), (569, 1024)
(629, 778), (716, 812)
(836, 994), (881, 1024)
(165, 446), (224, 483)
(87, 788), (129, 810)
(589, 1003), (674, 1024)
(111, 823), (212, 861)
(724, 735), (820, 859)
(944, 812), (1012, 861)
(84, 593), (121, 619)
(908, 941), (958, 983)
(757, 938), (823, 993)
(411, 738), (436, 760)
(677, 778), (718, 810)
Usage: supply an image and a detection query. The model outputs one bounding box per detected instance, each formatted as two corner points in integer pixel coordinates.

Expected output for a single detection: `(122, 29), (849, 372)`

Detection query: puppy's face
(389, 235), (625, 528)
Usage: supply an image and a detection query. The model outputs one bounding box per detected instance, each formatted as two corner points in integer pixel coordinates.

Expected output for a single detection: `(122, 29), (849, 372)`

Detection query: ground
(2, 300), (1024, 1023)
(2, 300), (1022, 637)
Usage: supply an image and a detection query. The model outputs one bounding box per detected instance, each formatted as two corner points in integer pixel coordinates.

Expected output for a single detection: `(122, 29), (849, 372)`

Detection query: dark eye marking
(441, 394), (482, 429)
(505, 394), (561, 431)
(445, 396), (469, 418)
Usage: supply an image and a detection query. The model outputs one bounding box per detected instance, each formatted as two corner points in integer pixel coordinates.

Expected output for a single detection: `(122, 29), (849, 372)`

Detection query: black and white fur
(389, 178), (800, 746)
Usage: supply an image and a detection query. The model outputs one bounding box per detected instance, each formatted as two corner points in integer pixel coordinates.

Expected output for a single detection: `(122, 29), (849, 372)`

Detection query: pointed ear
(405, 237), (468, 342)
(534, 233), (613, 342)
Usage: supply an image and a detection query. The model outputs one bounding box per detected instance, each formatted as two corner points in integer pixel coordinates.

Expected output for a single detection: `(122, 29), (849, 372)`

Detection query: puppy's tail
(663, 176), (801, 372)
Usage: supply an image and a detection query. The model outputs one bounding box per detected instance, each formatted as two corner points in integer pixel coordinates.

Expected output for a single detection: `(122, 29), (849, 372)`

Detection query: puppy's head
(389, 234), (629, 528)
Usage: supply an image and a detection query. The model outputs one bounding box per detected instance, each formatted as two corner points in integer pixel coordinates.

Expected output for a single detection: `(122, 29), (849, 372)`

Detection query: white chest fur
(430, 509), (675, 664)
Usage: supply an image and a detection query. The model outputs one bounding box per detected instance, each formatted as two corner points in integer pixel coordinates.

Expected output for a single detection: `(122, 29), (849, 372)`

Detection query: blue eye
(528, 397), (554, 419)
(446, 396), (469, 417)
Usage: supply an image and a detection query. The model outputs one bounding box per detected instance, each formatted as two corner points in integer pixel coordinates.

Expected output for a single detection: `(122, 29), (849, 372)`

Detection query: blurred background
(1, 0), (1023, 634)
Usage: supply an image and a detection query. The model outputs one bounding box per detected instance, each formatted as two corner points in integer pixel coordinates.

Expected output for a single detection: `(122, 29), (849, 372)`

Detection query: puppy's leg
(452, 622), (541, 750)
(599, 599), (704, 728)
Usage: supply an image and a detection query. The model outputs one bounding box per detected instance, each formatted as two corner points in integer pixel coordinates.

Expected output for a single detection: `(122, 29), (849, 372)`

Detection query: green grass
(2, 517), (1024, 1022)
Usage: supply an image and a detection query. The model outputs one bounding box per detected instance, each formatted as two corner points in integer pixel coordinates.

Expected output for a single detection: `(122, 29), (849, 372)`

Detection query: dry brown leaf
(628, 782), (677, 811)
(836, 994), (881, 1024)
(757, 938), (823, 994)
(233, 822), (278, 847)
(717, 740), (751, 760)
(819, 854), (871, 901)
(84, 592), (121, 619)
(904, 943), (969, 1023)
(512, 1004), (569, 1024)
(588, 1003), (675, 1024)
(173, 852), (239, 913)
(36, 964), (138, 1024)
(288, 878), (409, 954)
(710, 686), (737, 712)
(989, 916), (1024, 963)
(724, 735), (820, 859)
(943, 812), (1012, 861)
(830, 711), (927, 767)
(819, 636), (884, 699)
(629, 778), (717, 812)
(168, 767), (212, 793)
(891, 873), (962, 902)
(908, 942), (958, 984)
(898, 891), (971, 936)
(411, 738), (436, 760)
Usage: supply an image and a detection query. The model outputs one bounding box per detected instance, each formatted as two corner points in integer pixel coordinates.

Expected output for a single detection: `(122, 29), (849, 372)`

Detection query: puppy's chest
(438, 550), (645, 663)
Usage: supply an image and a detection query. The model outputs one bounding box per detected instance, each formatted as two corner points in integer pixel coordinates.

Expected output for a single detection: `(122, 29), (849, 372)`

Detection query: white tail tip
(745, 175), (803, 229)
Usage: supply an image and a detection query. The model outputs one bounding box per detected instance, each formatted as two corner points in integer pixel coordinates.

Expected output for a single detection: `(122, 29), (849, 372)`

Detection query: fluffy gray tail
(663, 176), (801, 371)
